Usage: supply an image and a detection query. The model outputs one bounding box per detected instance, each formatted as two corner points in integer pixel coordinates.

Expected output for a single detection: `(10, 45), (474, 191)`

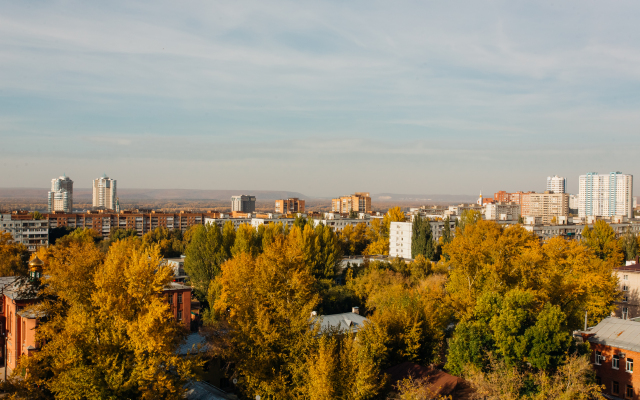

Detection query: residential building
(93, 174), (117, 210)
(165, 282), (193, 330)
(47, 174), (73, 212)
(389, 221), (412, 259)
(231, 195), (256, 213)
(522, 221), (640, 242)
(582, 317), (640, 398)
(0, 257), (44, 375)
(331, 192), (371, 214)
(315, 308), (368, 334)
(494, 191), (535, 216)
(44, 210), (220, 239)
(526, 192), (569, 224)
(484, 202), (520, 221)
(275, 198), (305, 214)
(0, 213), (49, 251)
(546, 175), (566, 194)
(163, 257), (188, 283)
(579, 172), (634, 219)
(312, 218), (371, 232)
(614, 262), (640, 320)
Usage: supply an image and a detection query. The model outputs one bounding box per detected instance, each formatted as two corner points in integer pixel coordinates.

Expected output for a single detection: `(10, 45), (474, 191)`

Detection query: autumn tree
(141, 226), (186, 257)
(5, 238), (199, 399)
(620, 227), (638, 261)
(0, 232), (29, 277)
(365, 207), (405, 256)
(441, 215), (452, 245)
(231, 222), (260, 257)
(339, 223), (370, 256)
(456, 209), (482, 233)
(184, 223), (227, 301)
(582, 220), (624, 266)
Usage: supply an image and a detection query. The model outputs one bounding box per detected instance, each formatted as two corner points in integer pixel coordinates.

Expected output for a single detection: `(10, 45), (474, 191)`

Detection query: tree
(141, 227), (185, 258)
(456, 209), (482, 233)
(582, 220), (624, 266)
(30, 211), (44, 220)
(184, 223), (227, 301)
(212, 237), (320, 399)
(5, 238), (199, 399)
(0, 232), (29, 277)
(365, 207), (405, 256)
(348, 210), (358, 219)
(221, 220), (236, 258)
(441, 216), (452, 246)
(231, 223), (260, 257)
(620, 227), (638, 261)
(339, 223), (370, 256)
(411, 215), (436, 261)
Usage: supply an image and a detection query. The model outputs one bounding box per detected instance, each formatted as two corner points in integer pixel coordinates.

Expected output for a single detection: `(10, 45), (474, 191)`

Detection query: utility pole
(584, 311), (588, 331)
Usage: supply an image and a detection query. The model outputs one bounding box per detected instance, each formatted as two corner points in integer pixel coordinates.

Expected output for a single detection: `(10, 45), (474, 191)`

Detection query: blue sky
(1, 0), (639, 197)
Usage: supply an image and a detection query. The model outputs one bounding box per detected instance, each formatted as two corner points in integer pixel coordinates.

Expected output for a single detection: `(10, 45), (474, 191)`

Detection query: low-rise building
(0, 213), (49, 251)
(614, 261), (640, 320)
(484, 202), (520, 221)
(582, 317), (640, 398)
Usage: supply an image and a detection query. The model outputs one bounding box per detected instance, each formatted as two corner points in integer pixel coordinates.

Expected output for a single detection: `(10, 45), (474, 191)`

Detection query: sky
(1, 1), (639, 197)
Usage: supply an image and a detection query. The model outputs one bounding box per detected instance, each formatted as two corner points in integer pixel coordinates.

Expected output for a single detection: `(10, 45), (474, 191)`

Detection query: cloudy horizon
(1, 1), (639, 197)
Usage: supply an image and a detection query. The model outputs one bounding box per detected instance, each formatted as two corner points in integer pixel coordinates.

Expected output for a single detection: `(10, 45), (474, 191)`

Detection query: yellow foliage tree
(0, 232), (29, 277)
(7, 238), (199, 399)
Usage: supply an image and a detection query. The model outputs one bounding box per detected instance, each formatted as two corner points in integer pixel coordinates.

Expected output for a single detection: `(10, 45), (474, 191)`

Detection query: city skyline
(1, 1), (640, 196)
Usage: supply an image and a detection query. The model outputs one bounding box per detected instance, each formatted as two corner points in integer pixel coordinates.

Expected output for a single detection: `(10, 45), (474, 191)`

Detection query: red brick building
(165, 282), (193, 330)
(583, 317), (640, 398)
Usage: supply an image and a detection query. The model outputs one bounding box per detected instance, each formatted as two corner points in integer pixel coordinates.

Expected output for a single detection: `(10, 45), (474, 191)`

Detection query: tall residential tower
(48, 174), (73, 212)
(578, 172), (633, 219)
(546, 175), (566, 194)
(93, 174), (117, 210)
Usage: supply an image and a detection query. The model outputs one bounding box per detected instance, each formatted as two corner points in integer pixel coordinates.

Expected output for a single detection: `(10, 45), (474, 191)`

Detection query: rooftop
(316, 312), (368, 333)
(584, 317), (640, 352)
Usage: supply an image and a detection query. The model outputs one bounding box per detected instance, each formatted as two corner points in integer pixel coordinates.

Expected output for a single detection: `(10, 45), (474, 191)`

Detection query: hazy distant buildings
(231, 195), (256, 213)
(275, 198), (305, 214)
(546, 175), (566, 194)
(93, 174), (117, 210)
(0, 213), (49, 251)
(484, 202), (520, 221)
(578, 172), (633, 219)
(494, 191), (534, 215)
(331, 192), (371, 214)
(527, 192), (570, 224)
(47, 174), (73, 212)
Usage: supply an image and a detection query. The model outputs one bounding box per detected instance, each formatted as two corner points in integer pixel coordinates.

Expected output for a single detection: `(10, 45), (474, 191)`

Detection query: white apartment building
(484, 202), (521, 221)
(389, 221), (412, 259)
(546, 175), (566, 194)
(48, 174), (73, 212)
(579, 172), (633, 219)
(93, 174), (117, 210)
(0, 214), (49, 252)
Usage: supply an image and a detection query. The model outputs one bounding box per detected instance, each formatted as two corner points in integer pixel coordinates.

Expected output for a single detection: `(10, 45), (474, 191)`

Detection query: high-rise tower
(546, 175), (566, 194)
(93, 174), (117, 210)
(578, 172), (633, 219)
(48, 174), (73, 212)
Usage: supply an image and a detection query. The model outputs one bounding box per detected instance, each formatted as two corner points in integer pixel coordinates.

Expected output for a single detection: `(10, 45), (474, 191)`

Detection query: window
(627, 384), (634, 398)
(595, 351), (602, 365)
(613, 381), (619, 395)
(627, 358), (634, 373)
(624, 285), (629, 291)
(624, 296), (629, 302)
(623, 307), (629, 320)
(167, 294), (173, 305)
(177, 310), (182, 321)
(596, 376), (601, 385)
(178, 293), (183, 304)
(614, 355), (620, 369)
(624, 275), (629, 280)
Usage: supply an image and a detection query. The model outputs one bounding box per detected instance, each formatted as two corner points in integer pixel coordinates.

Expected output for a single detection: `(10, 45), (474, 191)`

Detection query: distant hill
(371, 193), (478, 203)
(0, 188), (308, 201)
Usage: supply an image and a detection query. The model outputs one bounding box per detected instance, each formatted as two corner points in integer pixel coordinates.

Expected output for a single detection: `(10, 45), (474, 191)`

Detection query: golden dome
(29, 256), (44, 271)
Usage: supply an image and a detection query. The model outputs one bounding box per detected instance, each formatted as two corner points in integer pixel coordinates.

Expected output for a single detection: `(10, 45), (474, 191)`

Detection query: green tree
(184, 223), (227, 301)
(231, 223), (260, 257)
(411, 215), (436, 261)
(620, 227), (638, 261)
(30, 211), (44, 220)
(441, 215), (452, 245)
(111, 227), (139, 242)
(348, 210), (358, 219)
(141, 227), (185, 258)
(221, 220), (236, 258)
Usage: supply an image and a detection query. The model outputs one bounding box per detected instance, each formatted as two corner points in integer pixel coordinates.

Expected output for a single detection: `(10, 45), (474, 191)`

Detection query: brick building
(275, 198), (305, 214)
(583, 317), (640, 399)
(331, 192), (371, 214)
(614, 261), (640, 320)
(43, 210), (221, 239)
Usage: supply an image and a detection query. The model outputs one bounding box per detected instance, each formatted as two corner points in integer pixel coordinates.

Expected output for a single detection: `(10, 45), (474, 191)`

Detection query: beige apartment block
(331, 192), (371, 214)
(275, 198), (305, 214)
(614, 262), (640, 320)
(525, 192), (569, 224)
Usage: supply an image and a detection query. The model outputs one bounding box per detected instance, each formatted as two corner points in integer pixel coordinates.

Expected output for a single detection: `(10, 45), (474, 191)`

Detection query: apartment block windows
(624, 285), (629, 291)
(623, 307), (629, 320)
(595, 351), (602, 365)
(613, 381), (619, 395)
(624, 296), (629, 302)
(177, 310), (182, 321)
(627, 358), (634, 373)
(614, 355), (620, 369)
(178, 293), (183, 304)
(624, 275), (629, 280)
(627, 384), (634, 398)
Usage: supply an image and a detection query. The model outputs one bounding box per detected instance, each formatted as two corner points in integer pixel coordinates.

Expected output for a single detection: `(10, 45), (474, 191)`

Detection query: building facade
(275, 198), (305, 214)
(389, 221), (413, 259)
(579, 172), (634, 219)
(583, 317), (640, 399)
(614, 262), (640, 320)
(231, 195), (256, 213)
(484, 202), (521, 221)
(331, 192), (371, 214)
(546, 175), (566, 194)
(494, 191), (534, 216)
(48, 174), (73, 213)
(44, 210), (219, 239)
(0, 213), (49, 251)
(526, 192), (570, 224)
(93, 174), (117, 210)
